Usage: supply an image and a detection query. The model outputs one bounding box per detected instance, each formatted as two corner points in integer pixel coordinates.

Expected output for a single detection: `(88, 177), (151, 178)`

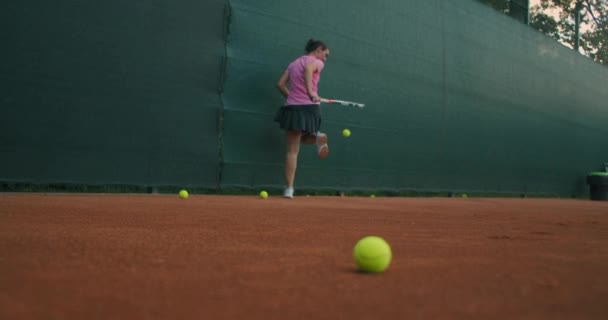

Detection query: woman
(274, 39), (330, 199)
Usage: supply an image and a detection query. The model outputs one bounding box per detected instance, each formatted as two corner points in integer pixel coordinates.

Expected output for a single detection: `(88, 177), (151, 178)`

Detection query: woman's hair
(305, 39), (328, 53)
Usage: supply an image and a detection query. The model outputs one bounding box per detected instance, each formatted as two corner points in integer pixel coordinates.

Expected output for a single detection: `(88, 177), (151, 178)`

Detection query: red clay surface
(1, 194), (608, 319)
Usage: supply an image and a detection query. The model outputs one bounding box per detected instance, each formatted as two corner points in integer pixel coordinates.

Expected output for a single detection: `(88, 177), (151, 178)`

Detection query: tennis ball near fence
(353, 236), (392, 273)
(342, 129), (351, 138)
(259, 191), (268, 199)
(179, 190), (189, 199)
(370, 194), (376, 198)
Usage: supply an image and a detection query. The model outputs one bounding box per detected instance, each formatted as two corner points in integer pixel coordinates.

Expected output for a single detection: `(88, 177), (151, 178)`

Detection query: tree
(476, 0), (608, 66)
(529, 0), (607, 65)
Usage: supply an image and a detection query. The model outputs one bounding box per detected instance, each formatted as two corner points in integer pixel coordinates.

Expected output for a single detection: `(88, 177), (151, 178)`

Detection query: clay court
(1, 194), (607, 319)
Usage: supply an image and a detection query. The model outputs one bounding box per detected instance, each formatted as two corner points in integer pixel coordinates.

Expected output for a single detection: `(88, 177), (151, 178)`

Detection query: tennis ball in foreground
(353, 236), (392, 273)
(342, 129), (351, 137)
(370, 194), (376, 198)
(179, 190), (189, 199)
(259, 191), (268, 199)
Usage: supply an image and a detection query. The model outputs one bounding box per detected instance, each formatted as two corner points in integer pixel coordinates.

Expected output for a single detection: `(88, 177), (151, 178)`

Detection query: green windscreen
(0, 0), (225, 188)
(2, 0), (607, 196)
(220, 0), (608, 195)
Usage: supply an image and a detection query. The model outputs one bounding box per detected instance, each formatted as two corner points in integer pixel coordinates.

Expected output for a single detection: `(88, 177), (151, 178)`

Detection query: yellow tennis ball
(179, 190), (189, 199)
(259, 191), (268, 199)
(370, 194), (376, 198)
(353, 236), (392, 273)
(342, 129), (351, 137)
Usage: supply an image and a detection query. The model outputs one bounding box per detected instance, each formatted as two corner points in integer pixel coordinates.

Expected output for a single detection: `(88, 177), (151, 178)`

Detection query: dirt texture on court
(1, 194), (607, 319)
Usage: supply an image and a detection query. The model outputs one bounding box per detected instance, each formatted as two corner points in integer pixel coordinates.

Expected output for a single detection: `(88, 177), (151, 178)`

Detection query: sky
(529, 0), (557, 16)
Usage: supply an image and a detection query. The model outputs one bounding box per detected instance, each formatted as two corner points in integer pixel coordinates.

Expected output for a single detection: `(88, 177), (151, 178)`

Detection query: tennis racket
(320, 98), (365, 108)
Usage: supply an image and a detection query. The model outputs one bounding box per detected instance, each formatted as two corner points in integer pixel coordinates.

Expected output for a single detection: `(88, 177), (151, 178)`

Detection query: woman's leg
(301, 132), (316, 144)
(301, 132), (329, 159)
(285, 130), (302, 189)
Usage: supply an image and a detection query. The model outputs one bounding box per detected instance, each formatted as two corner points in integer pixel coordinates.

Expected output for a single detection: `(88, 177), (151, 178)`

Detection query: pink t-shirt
(285, 55), (325, 106)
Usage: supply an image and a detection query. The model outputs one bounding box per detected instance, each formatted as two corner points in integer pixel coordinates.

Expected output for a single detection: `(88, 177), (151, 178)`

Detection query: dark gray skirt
(274, 104), (321, 133)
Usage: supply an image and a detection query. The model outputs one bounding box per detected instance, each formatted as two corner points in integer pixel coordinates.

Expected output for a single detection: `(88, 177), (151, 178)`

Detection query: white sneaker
(316, 133), (329, 160)
(283, 187), (294, 199)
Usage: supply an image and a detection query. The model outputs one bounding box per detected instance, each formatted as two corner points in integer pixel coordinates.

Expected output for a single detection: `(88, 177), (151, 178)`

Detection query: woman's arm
(276, 70), (290, 98)
(304, 62), (320, 102)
